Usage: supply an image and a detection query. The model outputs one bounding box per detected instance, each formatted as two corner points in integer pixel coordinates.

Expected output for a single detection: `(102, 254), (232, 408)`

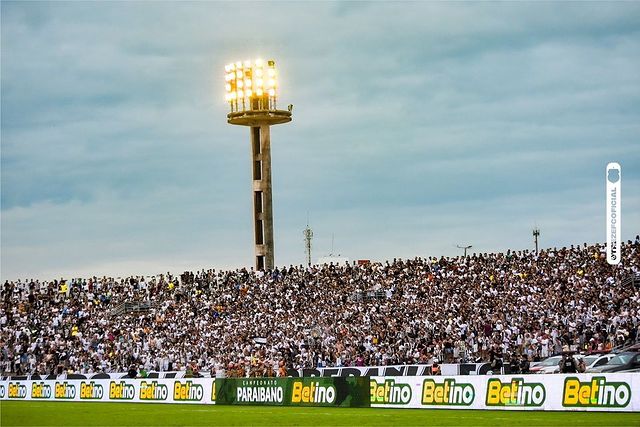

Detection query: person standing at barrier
(519, 355), (530, 374)
(430, 360), (441, 375)
(489, 346), (502, 374)
(560, 353), (577, 373)
(127, 365), (137, 378)
(278, 361), (286, 377)
(139, 365), (148, 378)
(509, 354), (520, 374)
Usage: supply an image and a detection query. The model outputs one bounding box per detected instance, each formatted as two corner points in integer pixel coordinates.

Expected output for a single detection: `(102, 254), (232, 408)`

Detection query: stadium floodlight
(224, 58), (292, 271)
(225, 59), (284, 115)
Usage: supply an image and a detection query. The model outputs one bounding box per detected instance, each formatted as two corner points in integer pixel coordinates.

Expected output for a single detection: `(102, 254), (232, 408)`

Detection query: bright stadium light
(225, 58), (281, 113)
(223, 58), (292, 272)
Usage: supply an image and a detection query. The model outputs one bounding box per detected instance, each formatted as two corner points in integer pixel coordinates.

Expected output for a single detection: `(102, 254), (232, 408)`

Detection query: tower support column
(250, 125), (274, 271)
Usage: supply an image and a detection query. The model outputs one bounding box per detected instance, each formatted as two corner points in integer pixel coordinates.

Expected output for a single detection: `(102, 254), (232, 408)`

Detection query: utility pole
(303, 218), (313, 267)
(533, 227), (540, 254)
(456, 244), (472, 257)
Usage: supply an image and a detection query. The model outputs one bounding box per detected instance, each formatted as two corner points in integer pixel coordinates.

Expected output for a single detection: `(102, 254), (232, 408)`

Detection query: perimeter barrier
(369, 373), (640, 412)
(1, 374), (638, 411)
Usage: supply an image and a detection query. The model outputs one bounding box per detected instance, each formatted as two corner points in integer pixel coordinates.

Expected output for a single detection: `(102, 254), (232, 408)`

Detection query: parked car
(610, 342), (640, 354)
(616, 367), (640, 373)
(582, 354), (615, 370)
(531, 354), (585, 374)
(530, 356), (562, 374)
(586, 351), (640, 373)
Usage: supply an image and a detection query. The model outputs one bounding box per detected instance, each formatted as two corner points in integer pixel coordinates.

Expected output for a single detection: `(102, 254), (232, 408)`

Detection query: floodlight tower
(224, 59), (292, 271)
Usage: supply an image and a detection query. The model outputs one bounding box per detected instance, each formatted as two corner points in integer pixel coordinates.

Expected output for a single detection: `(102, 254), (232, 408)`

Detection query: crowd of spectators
(1, 238), (639, 377)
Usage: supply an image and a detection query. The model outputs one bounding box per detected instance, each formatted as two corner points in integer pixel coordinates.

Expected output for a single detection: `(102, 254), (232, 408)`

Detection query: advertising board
(215, 377), (370, 407)
(0, 378), (216, 405)
(369, 373), (640, 412)
(2, 373), (637, 412)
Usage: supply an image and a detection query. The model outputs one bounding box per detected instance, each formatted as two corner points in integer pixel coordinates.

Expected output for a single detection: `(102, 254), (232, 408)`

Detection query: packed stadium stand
(2, 239), (639, 377)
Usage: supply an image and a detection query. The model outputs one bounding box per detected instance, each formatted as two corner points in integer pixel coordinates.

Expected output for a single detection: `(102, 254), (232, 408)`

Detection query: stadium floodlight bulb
(224, 58), (281, 111)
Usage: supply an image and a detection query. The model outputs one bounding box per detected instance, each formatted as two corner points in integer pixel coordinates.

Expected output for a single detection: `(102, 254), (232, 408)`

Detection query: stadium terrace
(1, 239), (639, 378)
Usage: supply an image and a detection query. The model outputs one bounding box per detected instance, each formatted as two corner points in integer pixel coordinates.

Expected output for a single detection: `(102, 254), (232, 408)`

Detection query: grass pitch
(2, 401), (639, 426)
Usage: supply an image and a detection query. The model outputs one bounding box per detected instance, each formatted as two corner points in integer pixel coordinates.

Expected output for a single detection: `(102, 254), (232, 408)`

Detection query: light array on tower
(225, 59), (278, 112)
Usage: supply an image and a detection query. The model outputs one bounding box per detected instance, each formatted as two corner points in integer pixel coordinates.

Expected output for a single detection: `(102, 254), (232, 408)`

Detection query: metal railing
(111, 301), (154, 317)
(620, 274), (640, 288)
(350, 290), (388, 302)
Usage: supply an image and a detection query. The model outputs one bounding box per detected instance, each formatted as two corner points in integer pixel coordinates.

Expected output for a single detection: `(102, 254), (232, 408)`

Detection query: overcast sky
(1, 2), (639, 280)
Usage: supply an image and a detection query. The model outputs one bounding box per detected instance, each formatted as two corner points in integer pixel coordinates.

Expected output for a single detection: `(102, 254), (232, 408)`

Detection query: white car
(582, 354), (615, 370)
(530, 354), (584, 374)
(530, 355), (562, 374)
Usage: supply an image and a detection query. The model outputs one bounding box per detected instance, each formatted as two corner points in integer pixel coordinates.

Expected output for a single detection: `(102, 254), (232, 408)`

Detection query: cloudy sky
(1, 2), (639, 280)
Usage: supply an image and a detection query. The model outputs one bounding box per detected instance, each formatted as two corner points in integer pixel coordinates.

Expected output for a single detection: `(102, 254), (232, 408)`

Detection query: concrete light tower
(224, 59), (292, 271)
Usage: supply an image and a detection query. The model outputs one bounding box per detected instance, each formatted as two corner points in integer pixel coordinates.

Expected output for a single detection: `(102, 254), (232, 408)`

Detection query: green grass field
(1, 402), (639, 426)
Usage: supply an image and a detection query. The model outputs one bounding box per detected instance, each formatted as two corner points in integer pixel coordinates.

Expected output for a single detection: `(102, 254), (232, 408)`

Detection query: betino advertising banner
(215, 377), (370, 407)
(0, 378), (216, 405)
(0, 377), (370, 408)
(2, 374), (638, 411)
(370, 373), (640, 412)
